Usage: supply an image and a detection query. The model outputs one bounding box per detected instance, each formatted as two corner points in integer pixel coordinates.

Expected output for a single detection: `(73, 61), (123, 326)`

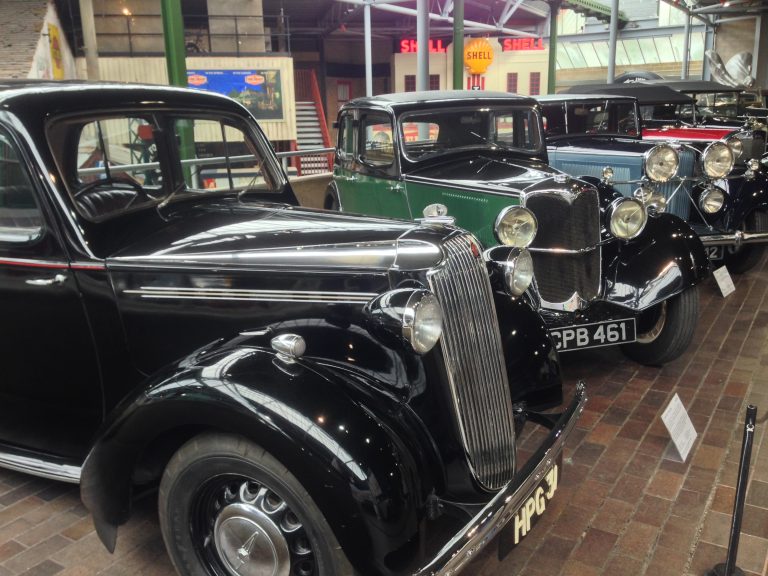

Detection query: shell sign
(245, 74), (265, 86)
(463, 38), (494, 75)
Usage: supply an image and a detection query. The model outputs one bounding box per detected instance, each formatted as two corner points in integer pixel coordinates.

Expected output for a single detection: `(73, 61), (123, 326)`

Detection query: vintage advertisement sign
(48, 23), (64, 79)
(186, 69), (284, 120)
(463, 38), (494, 75)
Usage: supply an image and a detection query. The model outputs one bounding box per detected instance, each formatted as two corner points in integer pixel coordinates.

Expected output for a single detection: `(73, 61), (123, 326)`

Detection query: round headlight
(747, 158), (760, 171)
(504, 248), (534, 296)
(702, 141), (735, 179)
(726, 136), (744, 161)
(633, 185), (654, 203)
(495, 206), (538, 247)
(402, 291), (443, 354)
(609, 198), (647, 239)
(699, 186), (725, 214)
(644, 144), (679, 183)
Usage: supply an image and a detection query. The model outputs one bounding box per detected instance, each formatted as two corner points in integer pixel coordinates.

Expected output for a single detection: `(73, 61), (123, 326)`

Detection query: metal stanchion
(707, 404), (758, 576)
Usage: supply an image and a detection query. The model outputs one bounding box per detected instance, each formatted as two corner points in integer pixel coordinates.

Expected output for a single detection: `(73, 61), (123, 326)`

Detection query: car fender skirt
(80, 346), (431, 572)
(603, 213), (709, 311)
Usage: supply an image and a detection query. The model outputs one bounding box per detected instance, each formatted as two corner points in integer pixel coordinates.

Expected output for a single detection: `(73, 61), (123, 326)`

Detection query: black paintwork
(0, 82), (563, 576)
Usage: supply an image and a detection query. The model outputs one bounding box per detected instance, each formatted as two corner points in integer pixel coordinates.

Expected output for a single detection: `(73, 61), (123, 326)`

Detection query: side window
(172, 118), (275, 192)
(360, 114), (394, 167)
(0, 128), (43, 243)
(613, 102), (638, 135)
(337, 114), (355, 158)
(541, 104), (566, 136)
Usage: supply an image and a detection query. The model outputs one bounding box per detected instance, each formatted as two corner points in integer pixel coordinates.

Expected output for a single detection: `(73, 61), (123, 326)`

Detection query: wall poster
(187, 69), (284, 120)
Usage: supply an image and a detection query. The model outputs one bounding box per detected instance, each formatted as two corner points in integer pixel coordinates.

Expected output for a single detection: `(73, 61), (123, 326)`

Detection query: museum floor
(0, 262), (766, 576)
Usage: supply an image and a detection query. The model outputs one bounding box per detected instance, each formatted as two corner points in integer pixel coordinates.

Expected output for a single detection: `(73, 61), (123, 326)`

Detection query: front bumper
(412, 382), (587, 576)
(700, 230), (768, 246)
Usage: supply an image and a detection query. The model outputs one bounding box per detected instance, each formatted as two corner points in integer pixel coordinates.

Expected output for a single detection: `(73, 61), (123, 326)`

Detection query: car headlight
(494, 206), (538, 248)
(504, 248), (534, 296)
(699, 186), (725, 214)
(747, 158), (760, 171)
(702, 141), (735, 179)
(609, 197), (647, 239)
(633, 186), (667, 214)
(726, 135), (744, 161)
(644, 144), (679, 183)
(402, 290), (443, 354)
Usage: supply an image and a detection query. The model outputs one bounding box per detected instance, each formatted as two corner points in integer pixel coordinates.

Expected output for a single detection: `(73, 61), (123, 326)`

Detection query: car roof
(560, 83), (694, 105)
(537, 93), (637, 103)
(647, 79), (743, 93)
(0, 80), (246, 117)
(345, 90), (537, 110)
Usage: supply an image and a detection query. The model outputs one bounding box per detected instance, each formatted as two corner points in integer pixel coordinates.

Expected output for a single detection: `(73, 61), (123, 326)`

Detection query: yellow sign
(463, 38), (494, 75)
(48, 23), (64, 79)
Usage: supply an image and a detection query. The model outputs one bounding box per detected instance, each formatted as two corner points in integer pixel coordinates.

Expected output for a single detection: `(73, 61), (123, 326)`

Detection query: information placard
(713, 265), (736, 298)
(661, 393), (698, 462)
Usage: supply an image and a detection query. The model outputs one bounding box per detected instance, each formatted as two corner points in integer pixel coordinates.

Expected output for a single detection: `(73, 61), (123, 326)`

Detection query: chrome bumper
(701, 231), (768, 246)
(412, 382), (587, 576)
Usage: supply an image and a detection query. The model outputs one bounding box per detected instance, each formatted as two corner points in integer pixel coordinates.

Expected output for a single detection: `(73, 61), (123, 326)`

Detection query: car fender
(722, 171), (768, 229)
(81, 344), (434, 575)
(603, 213), (709, 310)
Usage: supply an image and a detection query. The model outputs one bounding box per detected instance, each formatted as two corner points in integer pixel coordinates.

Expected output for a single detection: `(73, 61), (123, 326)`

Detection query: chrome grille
(427, 234), (516, 490)
(524, 189), (601, 304)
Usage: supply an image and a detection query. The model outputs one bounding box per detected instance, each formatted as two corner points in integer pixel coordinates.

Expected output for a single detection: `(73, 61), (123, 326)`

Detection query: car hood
(107, 199), (445, 272)
(405, 154), (558, 194)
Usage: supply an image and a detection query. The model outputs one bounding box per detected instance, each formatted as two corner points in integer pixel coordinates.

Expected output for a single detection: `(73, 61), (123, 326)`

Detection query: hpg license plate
(550, 318), (636, 351)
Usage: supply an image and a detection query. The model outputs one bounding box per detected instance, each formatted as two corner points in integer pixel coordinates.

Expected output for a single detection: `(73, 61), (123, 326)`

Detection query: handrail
(309, 70), (334, 171)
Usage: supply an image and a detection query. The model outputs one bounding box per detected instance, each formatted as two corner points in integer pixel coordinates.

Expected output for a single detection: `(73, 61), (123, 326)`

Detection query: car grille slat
(524, 189), (601, 305)
(428, 234), (515, 490)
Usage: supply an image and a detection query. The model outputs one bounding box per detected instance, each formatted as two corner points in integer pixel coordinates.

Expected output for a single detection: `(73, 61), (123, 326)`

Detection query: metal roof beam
(658, 0), (714, 27)
(336, 0), (539, 37)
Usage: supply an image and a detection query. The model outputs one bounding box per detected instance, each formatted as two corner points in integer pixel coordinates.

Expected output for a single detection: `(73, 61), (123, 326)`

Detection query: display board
(187, 69), (284, 120)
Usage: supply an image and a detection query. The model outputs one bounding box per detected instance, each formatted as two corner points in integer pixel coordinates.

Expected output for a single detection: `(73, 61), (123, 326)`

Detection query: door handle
(26, 274), (67, 287)
(348, 174), (358, 182)
(390, 183), (404, 192)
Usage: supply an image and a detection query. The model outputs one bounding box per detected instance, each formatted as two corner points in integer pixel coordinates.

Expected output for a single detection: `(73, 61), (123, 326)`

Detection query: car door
(0, 123), (102, 462)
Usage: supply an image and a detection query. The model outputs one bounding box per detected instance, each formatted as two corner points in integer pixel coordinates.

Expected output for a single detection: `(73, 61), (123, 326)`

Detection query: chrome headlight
(644, 144), (679, 183)
(726, 135), (744, 161)
(494, 206), (538, 248)
(609, 197), (647, 239)
(634, 185), (667, 214)
(702, 141), (735, 179)
(504, 248), (534, 296)
(699, 186), (726, 214)
(747, 158), (760, 171)
(402, 290), (443, 354)
(633, 185), (653, 203)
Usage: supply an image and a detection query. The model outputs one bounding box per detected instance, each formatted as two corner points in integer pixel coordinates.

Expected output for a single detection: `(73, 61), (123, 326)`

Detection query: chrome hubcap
(637, 302), (667, 344)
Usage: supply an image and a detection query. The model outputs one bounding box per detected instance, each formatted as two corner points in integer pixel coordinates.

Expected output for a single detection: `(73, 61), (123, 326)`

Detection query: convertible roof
(560, 83), (694, 105)
(537, 93), (636, 103)
(346, 90), (536, 109)
(648, 79), (743, 93)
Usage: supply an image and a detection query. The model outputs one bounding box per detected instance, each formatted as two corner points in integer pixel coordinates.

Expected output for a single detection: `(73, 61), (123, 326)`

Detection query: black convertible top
(649, 79), (743, 93)
(561, 83), (694, 105)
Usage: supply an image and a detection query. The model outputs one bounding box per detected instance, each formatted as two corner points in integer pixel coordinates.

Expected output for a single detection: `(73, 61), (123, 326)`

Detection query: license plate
(705, 246), (724, 260)
(550, 318), (636, 352)
(498, 455), (561, 558)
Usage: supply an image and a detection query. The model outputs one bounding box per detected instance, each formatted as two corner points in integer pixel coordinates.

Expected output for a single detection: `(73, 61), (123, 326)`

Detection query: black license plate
(550, 318), (636, 352)
(705, 246), (724, 260)
(498, 454), (562, 559)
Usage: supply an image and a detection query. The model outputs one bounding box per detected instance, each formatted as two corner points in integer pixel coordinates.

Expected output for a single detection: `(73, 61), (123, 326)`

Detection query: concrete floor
(0, 263), (767, 576)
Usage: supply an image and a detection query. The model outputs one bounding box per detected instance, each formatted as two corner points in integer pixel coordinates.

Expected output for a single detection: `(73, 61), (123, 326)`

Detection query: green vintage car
(326, 91), (711, 365)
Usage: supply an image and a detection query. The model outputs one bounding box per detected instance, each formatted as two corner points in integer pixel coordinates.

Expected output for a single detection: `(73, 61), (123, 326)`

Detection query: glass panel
(637, 38), (660, 64)
(622, 39), (646, 65)
(579, 43), (602, 68)
(616, 41), (631, 66)
(593, 42), (610, 67)
(556, 43), (574, 69)
(338, 114), (355, 157)
(654, 37), (676, 63)
(563, 42), (587, 68)
(0, 129), (42, 243)
(361, 114), (394, 167)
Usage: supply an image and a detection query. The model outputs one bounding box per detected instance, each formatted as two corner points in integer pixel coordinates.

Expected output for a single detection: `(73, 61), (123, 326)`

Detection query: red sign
(400, 39), (447, 53)
(245, 74), (265, 86)
(502, 38), (545, 51)
(188, 74), (208, 86)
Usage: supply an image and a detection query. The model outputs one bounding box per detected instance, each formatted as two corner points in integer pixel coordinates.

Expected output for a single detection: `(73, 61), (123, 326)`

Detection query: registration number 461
(550, 318), (636, 352)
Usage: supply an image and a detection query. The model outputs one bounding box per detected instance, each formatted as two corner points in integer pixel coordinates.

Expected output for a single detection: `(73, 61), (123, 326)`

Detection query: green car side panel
(404, 180), (520, 248)
(335, 167), (411, 219)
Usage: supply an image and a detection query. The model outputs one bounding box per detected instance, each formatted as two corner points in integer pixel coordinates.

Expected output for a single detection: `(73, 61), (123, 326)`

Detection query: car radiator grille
(427, 234), (516, 490)
(524, 190), (601, 304)
(660, 147), (694, 221)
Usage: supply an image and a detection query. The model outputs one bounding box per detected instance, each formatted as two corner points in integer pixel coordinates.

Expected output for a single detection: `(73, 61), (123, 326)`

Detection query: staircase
(293, 69), (333, 175)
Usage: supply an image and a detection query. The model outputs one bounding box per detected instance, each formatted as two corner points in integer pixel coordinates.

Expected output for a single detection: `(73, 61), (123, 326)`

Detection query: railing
(70, 13), (291, 57)
(294, 69), (334, 175)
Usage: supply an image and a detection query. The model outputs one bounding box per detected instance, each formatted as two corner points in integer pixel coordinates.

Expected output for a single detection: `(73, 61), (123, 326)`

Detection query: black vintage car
(0, 81), (585, 576)
(328, 91), (710, 365)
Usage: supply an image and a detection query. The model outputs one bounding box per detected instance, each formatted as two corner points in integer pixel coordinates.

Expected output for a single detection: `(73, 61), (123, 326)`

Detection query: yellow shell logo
(463, 38), (494, 75)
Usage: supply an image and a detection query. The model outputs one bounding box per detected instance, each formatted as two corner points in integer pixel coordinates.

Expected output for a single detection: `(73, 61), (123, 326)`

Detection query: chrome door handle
(390, 183), (403, 192)
(26, 274), (67, 287)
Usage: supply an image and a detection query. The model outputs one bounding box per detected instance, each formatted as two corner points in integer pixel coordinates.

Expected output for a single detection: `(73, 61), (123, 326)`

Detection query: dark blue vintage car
(539, 92), (768, 273)
(0, 81), (585, 576)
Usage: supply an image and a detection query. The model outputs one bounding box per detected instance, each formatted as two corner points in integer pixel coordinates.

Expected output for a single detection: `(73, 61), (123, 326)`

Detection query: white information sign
(713, 265), (736, 298)
(661, 393), (698, 462)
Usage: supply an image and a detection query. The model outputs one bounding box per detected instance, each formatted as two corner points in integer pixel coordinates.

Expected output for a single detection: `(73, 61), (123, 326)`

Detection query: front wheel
(620, 286), (699, 366)
(723, 211), (768, 274)
(159, 433), (354, 576)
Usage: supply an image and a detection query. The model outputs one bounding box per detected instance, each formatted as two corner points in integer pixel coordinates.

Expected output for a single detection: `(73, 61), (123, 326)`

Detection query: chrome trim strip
(413, 383), (587, 576)
(124, 286), (378, 304)
(0, 256), (67, 268)
(0, 451), (81, 484)
(700, 231), (768, 247)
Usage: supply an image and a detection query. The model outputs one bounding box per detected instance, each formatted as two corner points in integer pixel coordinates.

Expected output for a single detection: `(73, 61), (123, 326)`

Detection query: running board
(0, 447), (81, 484)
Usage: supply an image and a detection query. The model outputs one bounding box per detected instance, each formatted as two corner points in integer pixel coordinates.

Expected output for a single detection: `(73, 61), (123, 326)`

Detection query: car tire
(620, 286), (699, 366)
(325, 186), (340, 211)
(159, 432), (354, 576)
(723, 211), (768, 274)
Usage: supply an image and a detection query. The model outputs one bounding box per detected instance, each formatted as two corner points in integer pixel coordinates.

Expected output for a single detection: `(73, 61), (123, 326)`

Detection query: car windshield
(542, 100), (639, 138)
(48, 113), (280, 221)
(398, 105), (543, 161)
